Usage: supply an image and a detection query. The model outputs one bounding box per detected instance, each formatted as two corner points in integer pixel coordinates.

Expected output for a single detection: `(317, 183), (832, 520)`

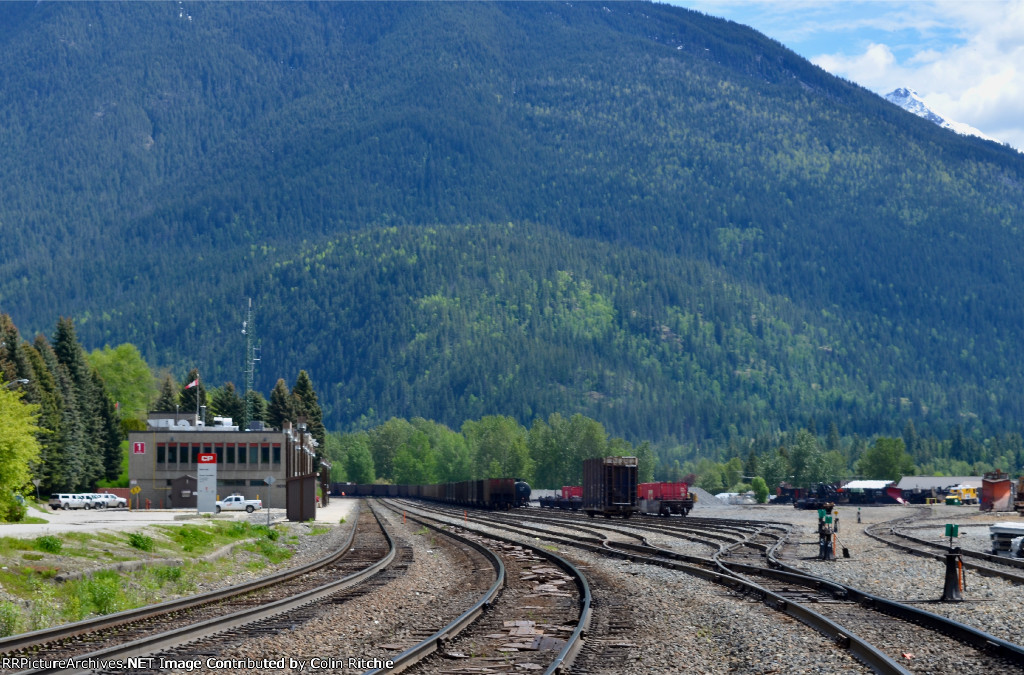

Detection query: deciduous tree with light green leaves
(0, 386), (41, 520)
(463, 415), (532, 480)
(859, 437), (914, 482)
(751, 476), (769, 504)
(85, 344), (156, 425)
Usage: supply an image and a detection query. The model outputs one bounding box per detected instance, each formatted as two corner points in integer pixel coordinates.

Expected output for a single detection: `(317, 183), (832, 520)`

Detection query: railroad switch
(941, 546), (965, 602)
(817, 510), (835, 561)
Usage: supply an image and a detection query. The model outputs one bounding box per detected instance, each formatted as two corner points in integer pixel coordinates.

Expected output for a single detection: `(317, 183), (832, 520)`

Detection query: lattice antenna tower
(242, 297), (261, 430)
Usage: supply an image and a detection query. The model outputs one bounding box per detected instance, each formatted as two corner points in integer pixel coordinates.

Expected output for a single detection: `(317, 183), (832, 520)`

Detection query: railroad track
(865, 513), (1024, 584)
(390, 498), (1024, 674)
(721, 533), (1024, 674)
(372, 501), (591, 675)
(0, 502), (397, 675)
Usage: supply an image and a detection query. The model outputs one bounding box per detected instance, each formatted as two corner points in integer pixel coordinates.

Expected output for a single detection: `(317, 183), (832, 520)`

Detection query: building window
(272, 444), (281, 464)
(227, 444), (236, 464)
(261, 444), (270, 464)
(192, 445), (201, 464)
(157, 445), (166, 464)
(220, 479), (246, 487)
(215, 444), (224, 464)
(168, 444), (177, 464)
(249, 445), (258, 465)
(249, 479), (267, 487)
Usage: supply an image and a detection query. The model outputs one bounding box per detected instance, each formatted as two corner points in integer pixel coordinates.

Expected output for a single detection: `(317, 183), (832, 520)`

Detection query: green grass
(0, 519), (306, 635)
(0, 536), (39, 556)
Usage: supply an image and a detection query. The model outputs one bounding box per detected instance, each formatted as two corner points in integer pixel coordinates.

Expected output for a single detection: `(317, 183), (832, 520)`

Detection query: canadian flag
(185, 378), (199, 389)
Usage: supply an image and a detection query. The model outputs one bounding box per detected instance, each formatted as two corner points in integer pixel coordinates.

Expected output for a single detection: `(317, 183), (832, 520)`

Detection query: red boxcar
(638, 481), (694, 516)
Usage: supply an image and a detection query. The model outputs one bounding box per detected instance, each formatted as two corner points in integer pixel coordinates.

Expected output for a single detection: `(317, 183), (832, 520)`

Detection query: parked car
(81, 493), (105, 509)
(48, 494), (88, 510)
(90, 493), (127, 508)
(215, 494), (262, 513)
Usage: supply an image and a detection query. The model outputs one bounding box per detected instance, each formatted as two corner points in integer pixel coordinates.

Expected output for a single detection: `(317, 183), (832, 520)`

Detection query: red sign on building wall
(133, 442), (145, 454)
(198, 453), (217, 464)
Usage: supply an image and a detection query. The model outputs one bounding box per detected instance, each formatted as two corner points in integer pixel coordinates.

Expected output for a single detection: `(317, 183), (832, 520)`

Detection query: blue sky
(664, 1), (1024, 150)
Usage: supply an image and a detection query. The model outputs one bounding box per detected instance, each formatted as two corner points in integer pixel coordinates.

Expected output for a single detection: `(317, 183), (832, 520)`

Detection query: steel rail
(13, 502), (398, 675)
(373, 500), (592, 675)
(389, 499), (911, 674)
(761, 548), (1024, 669)
(0, 505), (365, 656)
(364, 502), (506, 674)
(865, 519), (1024, 582)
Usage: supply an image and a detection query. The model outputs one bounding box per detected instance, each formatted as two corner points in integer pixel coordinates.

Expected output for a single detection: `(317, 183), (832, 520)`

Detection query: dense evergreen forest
(0, 2), (1023, 457)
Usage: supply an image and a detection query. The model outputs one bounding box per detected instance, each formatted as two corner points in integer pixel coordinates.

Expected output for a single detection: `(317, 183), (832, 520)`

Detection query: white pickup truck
(215, 494), (262, 513)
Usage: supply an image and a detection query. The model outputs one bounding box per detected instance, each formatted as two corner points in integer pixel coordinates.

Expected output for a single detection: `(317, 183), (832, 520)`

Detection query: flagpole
(195, 374), (200, 424)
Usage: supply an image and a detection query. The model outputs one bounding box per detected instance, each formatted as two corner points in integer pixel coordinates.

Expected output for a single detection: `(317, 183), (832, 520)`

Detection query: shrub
(252, 525), (279, 541)
(127, 533), (154, 552)
(33, 535), (62, 554)
(4, 500), (26, 523)
(0, 601), (22, 637)
(84, 572), (122, 615)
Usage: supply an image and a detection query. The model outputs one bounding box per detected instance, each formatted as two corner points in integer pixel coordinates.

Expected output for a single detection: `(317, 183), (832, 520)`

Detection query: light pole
(3, 378), (29, 390)
(297, 416), (307, 475)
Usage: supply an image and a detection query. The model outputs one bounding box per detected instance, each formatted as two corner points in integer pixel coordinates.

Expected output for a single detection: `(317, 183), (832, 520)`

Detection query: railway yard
(3, 496), (1024, 674)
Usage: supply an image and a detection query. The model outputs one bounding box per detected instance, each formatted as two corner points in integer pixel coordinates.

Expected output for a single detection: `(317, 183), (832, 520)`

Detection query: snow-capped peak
(885, 87), (1000, 144)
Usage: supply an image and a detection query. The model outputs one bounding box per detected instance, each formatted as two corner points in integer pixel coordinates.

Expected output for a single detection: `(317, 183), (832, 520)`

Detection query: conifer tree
(154, 374), (179, 412)
(92, 370), (123, 480)
(267, 378), (294, 430)
(52, 318), (104, 488)
(246, 390), (268, 424)
(827, 421), (841, 454)
(291, 370), (325, 446)
(25, 342), (63, 493)
(210, 382), (245, 424)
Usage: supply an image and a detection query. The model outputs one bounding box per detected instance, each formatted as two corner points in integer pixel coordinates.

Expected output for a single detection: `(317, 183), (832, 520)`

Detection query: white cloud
(670, 0), (1024, 150)
(809, 1), (1024, 150)
(814, 43), (897, 82)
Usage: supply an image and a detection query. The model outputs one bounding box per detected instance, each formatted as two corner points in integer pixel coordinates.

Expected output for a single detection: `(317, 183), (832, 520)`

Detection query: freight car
(637, 482), (695, 516)
(539, 486), (583, 510)
(337, 479), (531, 510)
(583, 456), (638, 518)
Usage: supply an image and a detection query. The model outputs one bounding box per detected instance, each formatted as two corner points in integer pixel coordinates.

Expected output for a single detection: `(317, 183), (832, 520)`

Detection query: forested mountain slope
(0, 1), (1022, 445)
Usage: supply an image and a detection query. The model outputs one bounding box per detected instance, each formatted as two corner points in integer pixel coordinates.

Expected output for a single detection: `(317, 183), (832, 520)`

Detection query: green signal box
(945, 524), (959, 538)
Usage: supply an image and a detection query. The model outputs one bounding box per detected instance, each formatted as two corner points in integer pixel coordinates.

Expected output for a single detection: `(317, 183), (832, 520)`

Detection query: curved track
(374, 501), (591, 675)
(390, 498), (1024, 674)
(0, 503), (397, 675)
(865, 512), (1024, 584)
